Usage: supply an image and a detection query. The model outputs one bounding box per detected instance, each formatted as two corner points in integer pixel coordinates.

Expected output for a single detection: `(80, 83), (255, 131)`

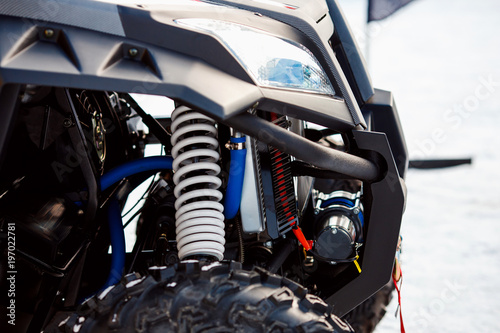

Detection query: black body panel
(0, 84), (20, 169)
(0, 0), (366, 157)
(326, 130), (406, 316)
(362, 89), (408, 178)
(0, 16), (261, 119)
(327, 0), (375, 105)
(0, 0), (126, 36)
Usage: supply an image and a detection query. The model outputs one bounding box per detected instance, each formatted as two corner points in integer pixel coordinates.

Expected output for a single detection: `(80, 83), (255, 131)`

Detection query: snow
(337, 0), (500, 331)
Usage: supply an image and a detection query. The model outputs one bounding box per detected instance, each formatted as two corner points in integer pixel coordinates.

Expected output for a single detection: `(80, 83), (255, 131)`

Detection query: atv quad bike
(0, 0), (407, 332)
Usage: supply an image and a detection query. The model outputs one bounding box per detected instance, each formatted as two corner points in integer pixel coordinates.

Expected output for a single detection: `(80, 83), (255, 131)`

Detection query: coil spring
(170, 106), (225, 260)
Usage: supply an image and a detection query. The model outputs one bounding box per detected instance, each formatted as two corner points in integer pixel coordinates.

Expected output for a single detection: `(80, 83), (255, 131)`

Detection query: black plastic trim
(362, 89), (408, 178)
(325, 130), (406, 316)
(0, 15), (357, 129)
(0, 84), (20, 170)
(0, 16), (261, 121)
(327, 0), (374, 105)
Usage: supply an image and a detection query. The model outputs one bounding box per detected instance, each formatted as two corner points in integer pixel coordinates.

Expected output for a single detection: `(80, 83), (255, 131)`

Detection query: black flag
(368, 0), (415, 22)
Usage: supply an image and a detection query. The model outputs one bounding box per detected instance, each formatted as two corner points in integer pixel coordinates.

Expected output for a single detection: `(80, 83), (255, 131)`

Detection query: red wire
(292, 227), (312, 251)
(392, 266), (405, 333)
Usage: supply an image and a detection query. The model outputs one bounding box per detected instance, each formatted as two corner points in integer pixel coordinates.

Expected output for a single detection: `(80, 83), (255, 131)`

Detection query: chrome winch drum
(313, 190), (364, 260)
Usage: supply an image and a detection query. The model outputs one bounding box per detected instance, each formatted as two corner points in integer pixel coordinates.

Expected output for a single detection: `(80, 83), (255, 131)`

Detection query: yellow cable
(354, 256), (362, 273)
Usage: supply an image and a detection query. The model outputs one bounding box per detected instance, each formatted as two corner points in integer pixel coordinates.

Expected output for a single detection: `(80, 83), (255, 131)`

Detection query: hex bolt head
(128, 48), (139, 57)
(63, 118), (73, 128)
(44, 29), (54, 38)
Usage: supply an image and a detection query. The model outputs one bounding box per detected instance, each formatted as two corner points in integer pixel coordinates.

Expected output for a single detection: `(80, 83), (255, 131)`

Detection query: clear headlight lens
(175, 18), (335, 96)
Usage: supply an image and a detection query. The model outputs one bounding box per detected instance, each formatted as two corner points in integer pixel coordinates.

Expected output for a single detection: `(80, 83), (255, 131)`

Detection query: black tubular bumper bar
(223, 112), (379, 182)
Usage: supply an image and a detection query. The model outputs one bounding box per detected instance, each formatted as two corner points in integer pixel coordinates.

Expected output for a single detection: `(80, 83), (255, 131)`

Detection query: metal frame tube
(223, 112), (379, 181)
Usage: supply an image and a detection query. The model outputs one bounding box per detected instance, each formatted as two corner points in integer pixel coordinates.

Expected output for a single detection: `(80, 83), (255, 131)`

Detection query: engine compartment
(0, 85), (405, 332)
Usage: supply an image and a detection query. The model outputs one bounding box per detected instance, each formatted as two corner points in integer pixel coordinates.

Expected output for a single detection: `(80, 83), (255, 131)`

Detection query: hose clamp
(225, 141), (246, 150)
(226, 135), (246, 150)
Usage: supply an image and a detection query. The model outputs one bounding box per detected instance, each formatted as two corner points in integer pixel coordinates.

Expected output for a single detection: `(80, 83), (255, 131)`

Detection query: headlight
(175, 18), (335, 96)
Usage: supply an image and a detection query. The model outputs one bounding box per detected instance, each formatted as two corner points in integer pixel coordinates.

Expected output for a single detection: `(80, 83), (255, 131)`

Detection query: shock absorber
(170, 106), (225, 260)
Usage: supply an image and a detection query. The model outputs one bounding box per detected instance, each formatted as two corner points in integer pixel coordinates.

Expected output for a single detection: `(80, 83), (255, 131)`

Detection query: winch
(313, 190), (364, 260)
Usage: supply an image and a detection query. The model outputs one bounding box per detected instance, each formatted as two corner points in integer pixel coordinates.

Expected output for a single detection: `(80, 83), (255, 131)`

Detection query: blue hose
(224, 137), (247, 220)
(100, 156), (173, 191)
(99, 156), (173, 289)
(102, 198), (126, 289)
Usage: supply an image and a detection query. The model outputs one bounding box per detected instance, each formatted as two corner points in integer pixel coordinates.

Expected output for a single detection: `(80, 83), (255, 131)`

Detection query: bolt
(166, 253), (178, 264)
(44, 29), (54, 38)
(353, 208), (360, 214)
(63, 118), (72, 128)
(128, 48), (139, 57)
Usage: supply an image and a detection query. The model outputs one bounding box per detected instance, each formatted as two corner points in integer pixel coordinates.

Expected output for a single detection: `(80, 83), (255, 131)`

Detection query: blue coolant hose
(102, 198), (126, 289)
(99, 156), (173, 289)
(224, 137), (247, 220)
(100, 156), (173, 191)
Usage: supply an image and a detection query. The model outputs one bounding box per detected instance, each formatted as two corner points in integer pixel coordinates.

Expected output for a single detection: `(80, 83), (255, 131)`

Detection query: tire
(342, 281), (395, 333)
(48, 261), (354, 333)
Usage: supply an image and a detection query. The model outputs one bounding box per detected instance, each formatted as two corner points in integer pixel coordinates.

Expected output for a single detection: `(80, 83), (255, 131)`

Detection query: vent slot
(256, 115), (298, 239)
(269, 117), (297, 236)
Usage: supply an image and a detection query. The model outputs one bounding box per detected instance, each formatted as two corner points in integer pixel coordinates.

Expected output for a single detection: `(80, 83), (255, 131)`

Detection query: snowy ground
(337, 0), (500, 331)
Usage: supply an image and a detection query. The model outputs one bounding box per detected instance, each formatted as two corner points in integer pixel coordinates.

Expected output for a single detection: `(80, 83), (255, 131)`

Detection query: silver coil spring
(170, 106), (225, 260)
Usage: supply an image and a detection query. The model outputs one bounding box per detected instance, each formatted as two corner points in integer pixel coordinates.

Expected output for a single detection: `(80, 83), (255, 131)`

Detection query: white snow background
(122, 1), (500, 331)
(336, 0), (500, 332)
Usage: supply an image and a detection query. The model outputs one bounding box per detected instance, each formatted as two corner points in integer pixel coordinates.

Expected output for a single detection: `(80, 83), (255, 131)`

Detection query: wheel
(342, 281), (395, 333)
(47, 261), (354, 333)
